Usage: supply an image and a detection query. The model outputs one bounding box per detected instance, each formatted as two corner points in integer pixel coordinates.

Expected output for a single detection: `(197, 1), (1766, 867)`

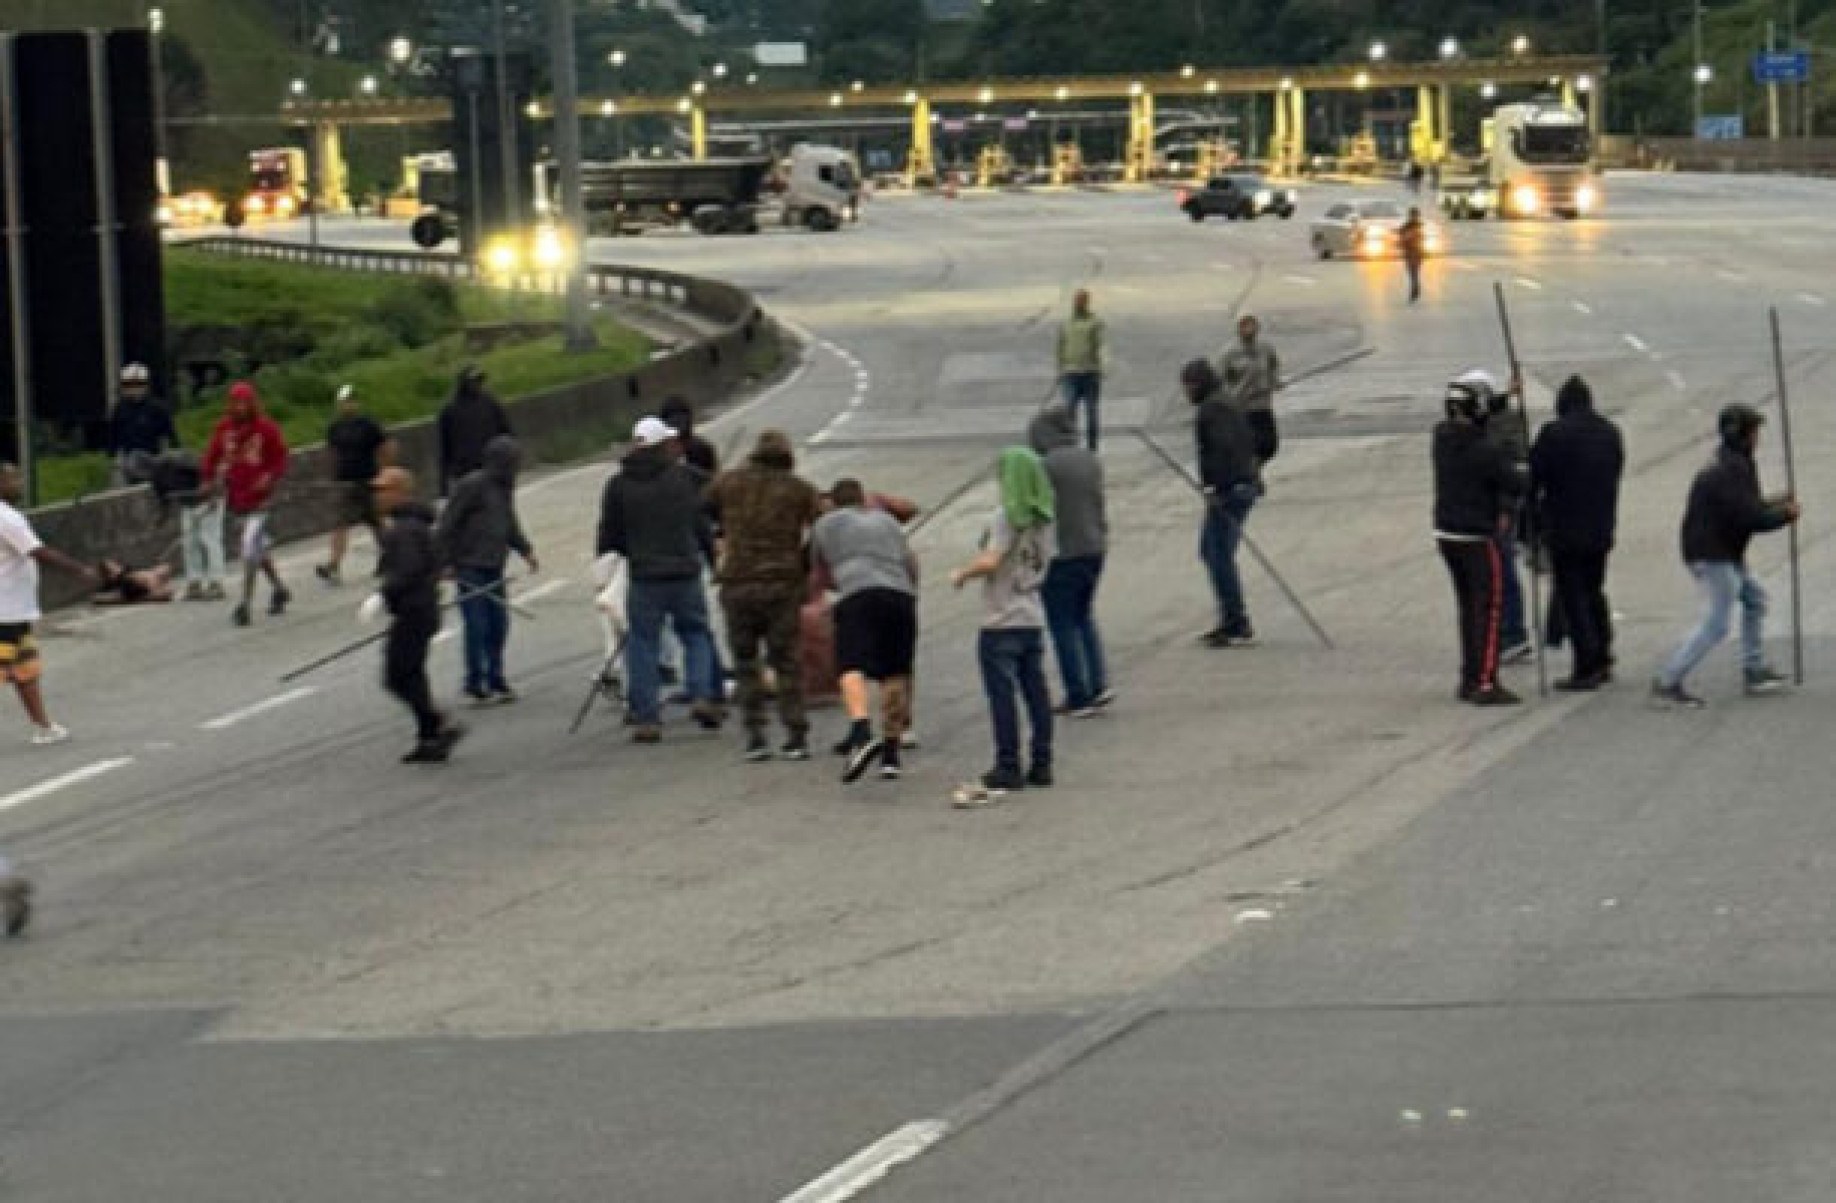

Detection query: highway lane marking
(1623, 333), (1650, 353)
(1514, 276), (1543, 291)
(1282, 273), (1316, 287)
(1715, 268), (1746, 283)
(1571, 301), (1594, 316)
(199, 687), (318, 731)
(1666, 370), (1688, 392)
(0, 758), (135, 814)
(777, 1121), (949, 1203)
(1800, 292), (1827, 307)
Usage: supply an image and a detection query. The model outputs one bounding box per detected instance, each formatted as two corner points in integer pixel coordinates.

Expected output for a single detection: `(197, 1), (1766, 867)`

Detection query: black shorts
(833, 588), (917, 681)
(335, 480), (377, 528)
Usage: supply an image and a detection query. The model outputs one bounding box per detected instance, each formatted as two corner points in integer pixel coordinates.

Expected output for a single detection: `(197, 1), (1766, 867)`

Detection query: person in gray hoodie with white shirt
(1028, 406), (1113, 716)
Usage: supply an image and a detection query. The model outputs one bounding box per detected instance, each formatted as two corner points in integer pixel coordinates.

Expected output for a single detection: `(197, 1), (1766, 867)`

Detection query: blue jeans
(455, 566), (510, 694)
(1060, 371), (1101, 451)
(1496, 531), (1528, 647)
(1042, 555), (1109, 709)
(1660, 561), (1768, 687)
(1200, 484), (1258, 628)
(977, 628), (1053, 774)
(628, 577), (720, 724)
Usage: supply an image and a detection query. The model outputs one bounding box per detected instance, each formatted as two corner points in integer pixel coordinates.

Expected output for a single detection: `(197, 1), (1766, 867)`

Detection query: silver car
(1308, 198), (1442, 260)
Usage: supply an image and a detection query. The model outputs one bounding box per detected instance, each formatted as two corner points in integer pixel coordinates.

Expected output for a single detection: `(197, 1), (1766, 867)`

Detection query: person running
(1184, 359), (1261, 648)
(1028, 405), (1113, 715)
(598, 416), (725, 743)
(812, 478), (921, 782)
(0, 462), (99, 745)
(1219, 314), (1281, 465)
(1529, 376), (1625, 691)
(1475, 373), (1535, 664)
(107, 362), (177, 485)
(436, 435), (538, 706)
(371, 466), (466, 763)
(1651, 404), (1800, 708)
(317, 385), (393, 586)
(437, 365), (511, 497)
(706, 430), (823, 762)
(200, 381), (290, 628)
(1398, 206), (1428, 304)
(1055, 289), (1106, 451)
(1433, 370), (1526, 706)
(951, 448), (1056, 801)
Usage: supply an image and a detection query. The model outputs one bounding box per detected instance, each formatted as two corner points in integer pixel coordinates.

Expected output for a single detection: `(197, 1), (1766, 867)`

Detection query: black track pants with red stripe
(1438, 536), (1504, 693)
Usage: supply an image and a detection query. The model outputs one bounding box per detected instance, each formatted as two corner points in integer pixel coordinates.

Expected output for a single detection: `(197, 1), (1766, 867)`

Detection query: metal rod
(1493, 281), (1547, 697)
(1769, 306), (1804, 685)
(88, 32), (125, 417)
(279, 579), (538, 682)
(0, 35), (34, 501)
(1134, 427), (1336, 650)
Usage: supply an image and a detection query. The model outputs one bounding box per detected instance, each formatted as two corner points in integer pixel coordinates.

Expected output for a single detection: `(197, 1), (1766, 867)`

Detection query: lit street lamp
(1512, 35), (1531, 55)
(1440, 37), (1459, 60)
(290, 77), (308, 96)
(712, 62), (728, 79)
(1369, 41), (1387, 62)
(359, 75), (378, 95)
(607, 48), (626, 68)
(148, 7), (164, 33)
(1481, 81), (1498, 99)
(389, 36), (412, 65)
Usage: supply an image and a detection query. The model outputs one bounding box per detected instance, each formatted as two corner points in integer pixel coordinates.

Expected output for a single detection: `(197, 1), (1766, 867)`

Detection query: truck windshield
(250, 169), (290, 191)
(1514, 125), (1590, 164)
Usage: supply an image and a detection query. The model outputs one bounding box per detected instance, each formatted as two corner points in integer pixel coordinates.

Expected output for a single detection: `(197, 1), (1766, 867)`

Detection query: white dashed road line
(0, 758), (136, 814)
(809, 335), (872, 447)
(1800, 292), (1827, 307)
(1571, 300), (1594, 316)
(1715, 268), (1746, 283)
(1282, 274), (1316, 287)
(1666, 370), (1688, 393)
(777, 1121), (949, 1203)
(199, 687), (318, 732)
(1514, 276), (1543, 291)
(1623, 333), (1650, 353)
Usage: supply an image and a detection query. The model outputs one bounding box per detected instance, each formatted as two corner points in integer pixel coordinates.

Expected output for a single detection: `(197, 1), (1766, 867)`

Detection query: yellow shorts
(0, 624), (42, 686)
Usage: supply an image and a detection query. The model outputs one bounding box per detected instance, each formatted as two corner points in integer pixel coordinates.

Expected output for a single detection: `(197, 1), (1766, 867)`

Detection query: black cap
(1718, 402), (1764, 444)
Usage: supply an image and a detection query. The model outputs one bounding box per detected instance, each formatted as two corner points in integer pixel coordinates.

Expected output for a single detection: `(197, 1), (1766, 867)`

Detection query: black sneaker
(1223, 620), (1256, 646)
(1026, 763), (1054, 788)
(1201, 626), (1233, 648)
(1554, 670), (1608, 692)
(1, 876), (33, 937)
(269, 586), (292, 616)
(1090, 688), (1118, 709)
(981, 766), (1026, 792)
(1468, 684), (1523, 706)
(842, 736), (884, 783)
(691, 702), (726, 731)
(315, 564), (341, 586)
(1745, 667), (1790, 696)
(232, 603), (251, 627)
(879, 746), (902, 780)
(658, 664), (681, 686)
(489, 686), (519, 706)
(781, 737), (811, 762)
(745, 734), (774, 763)
(402, 739), (451, 764)
(1650, 679), (1707, 710)
(463, 686), (493, 707)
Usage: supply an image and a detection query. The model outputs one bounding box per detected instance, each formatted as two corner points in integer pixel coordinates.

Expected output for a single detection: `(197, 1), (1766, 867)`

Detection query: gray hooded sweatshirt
(437, 434), (533, 571)
(1027, 407), (1108, 560)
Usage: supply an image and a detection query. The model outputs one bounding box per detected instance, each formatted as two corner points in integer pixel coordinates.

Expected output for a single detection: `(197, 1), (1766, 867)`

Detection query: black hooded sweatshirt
(1679, 443), (1791, 564)
(437, 378), (512, 495)
(378, 502), (442, 618)
(437, 436), (531, 572)
(1529, 381), (1625, 554)
(597, 444), (709, 582)
(1433, 417), (1523, 538)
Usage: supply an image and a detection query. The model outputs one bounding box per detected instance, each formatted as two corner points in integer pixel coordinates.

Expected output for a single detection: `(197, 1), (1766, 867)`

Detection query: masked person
(1651, 404), (1800, 708)
(1529, 376), (1625, 690)
(1433, 370), (1526, 706)
(371, 467), (466, 762)
(436, 435), (539, 705)
(108, 362), (177, 485)
(1478, 372), (1534, 664)
(437, 366), (511, 497)
(201, 382), (290, 627)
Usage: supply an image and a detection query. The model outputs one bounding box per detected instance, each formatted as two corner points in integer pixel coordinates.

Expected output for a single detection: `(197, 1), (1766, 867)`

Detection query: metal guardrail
(177, 235), (724, 316)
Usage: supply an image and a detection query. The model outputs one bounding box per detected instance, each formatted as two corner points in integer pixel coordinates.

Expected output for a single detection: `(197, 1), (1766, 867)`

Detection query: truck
(1485, 99), (1600, 220)
(1435, 158), (1496, 221)
(242, 147), (306, 221)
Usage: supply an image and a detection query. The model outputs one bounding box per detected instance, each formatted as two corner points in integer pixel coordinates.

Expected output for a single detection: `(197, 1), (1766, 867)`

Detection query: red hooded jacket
(202, 393), (289, 514)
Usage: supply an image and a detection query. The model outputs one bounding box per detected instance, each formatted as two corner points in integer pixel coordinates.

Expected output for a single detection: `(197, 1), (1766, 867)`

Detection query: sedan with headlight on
(1308, 198), (1443, 260)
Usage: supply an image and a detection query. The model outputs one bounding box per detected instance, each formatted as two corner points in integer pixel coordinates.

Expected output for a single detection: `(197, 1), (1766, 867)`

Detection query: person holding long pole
(1433, 373), (1526, 706)
(370, 467), (465, 764)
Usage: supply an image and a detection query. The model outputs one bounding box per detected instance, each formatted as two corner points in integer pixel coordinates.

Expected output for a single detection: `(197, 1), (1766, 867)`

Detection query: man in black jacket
(1433, 370), (1526, 706)
(1529, 376), (1625, 691)
(437, 366), (512, 497)
(436, 435), (539, 705)
(1184, 358), (1261, 648)
(373, 467), (464, 763)
(1652, 404), (1800, 707)
(598, 416), (725, 742)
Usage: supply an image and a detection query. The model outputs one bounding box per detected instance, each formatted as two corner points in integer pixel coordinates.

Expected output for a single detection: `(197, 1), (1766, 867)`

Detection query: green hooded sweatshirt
(998, 447), (1055, 531)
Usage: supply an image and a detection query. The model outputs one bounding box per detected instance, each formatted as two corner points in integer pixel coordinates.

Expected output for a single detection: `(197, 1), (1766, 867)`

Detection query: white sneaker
(30, 723), (69, 746)
(900, 731), (920, 750)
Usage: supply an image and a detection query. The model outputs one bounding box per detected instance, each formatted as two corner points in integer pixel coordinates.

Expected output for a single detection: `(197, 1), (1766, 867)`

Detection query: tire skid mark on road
(0, 758), (136, 814)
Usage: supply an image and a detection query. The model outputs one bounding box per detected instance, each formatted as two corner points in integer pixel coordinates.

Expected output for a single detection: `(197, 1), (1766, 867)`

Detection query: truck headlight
(245, 195), (266, 215)
(1254, 189), (1272, 207)
(485, 237), (521, 276)
(156, 203), (174, 225)
(1512, 184), (1540, 215)
(275, 195), (296, 216)
(1470, 188), (1493, 208)
(1575, 182), (1598, 214)
(532, 226), (568, 270)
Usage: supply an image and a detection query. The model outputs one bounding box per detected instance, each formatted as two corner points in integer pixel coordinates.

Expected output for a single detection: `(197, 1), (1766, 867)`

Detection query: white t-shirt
(0, 501), (44, 623)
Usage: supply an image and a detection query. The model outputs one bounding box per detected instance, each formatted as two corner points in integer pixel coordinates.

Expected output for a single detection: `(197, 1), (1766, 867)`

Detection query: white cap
(336, 384), (355, 403)
(120, 362), (149, 384)
(1452, 368), (1498, 393)
(632, 416), (678, 447)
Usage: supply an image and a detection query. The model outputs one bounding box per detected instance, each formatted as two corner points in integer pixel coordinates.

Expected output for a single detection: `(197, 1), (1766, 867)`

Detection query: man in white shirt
(0, 463), (98, 746)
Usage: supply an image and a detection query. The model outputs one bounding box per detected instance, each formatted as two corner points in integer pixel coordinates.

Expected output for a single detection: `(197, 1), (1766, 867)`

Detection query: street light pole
(492, 0), (522, 232)
(1693, 0), (1705, 137)
(549, 0), (594, 351)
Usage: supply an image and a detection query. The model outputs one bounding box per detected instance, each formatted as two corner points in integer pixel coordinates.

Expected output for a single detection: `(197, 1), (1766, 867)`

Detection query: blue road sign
(1696, 114), (1745, 140)
(1753, 51), (1811, 84)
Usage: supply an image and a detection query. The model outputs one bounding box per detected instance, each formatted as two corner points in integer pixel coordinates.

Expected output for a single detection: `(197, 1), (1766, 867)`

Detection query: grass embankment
(39, 250), (651, 503)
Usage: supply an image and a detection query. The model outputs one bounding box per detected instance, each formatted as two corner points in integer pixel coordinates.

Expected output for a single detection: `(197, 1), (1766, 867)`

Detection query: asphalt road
(13, 174), (1836, 1201)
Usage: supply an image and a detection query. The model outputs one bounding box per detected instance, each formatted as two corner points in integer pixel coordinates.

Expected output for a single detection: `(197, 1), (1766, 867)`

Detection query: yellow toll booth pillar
(1412, 84), (1435, 164)
(691, 104), (708, 160)
(1272, 89), (1290, 176)
(908, 97), (934, 185)
(1561, 79), (1577, 110)
(1289, 87), (1307, 173)
(1125, 90), (1155, 182)
(312, 120), (349, 213)
(1438, 84), (1453, 160)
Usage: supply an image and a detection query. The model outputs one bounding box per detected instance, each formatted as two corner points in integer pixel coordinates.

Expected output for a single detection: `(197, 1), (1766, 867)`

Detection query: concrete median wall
(30, 274), (781, 609)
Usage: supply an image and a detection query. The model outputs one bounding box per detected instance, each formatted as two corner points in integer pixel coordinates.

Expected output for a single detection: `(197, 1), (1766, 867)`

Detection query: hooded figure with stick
(951, 448), (1057, 802)
(1651, 404), (1800, 708)
(372, 467), (465, 763)
(1529, 376), (1625, 691)
(1184, 358), (1262, 648)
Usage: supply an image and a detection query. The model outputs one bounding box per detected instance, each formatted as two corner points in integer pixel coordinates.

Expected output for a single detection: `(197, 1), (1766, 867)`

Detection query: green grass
(37, 251), (652, 504)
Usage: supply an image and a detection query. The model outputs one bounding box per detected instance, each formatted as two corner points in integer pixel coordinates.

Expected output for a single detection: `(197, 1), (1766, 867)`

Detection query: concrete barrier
(30, 254), (783, 609)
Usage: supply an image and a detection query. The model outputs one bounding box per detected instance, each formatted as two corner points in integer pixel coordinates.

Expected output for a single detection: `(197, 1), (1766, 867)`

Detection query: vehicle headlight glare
(1254, 189), (1272, 206)
(1512, 184), (1539, 214)
(486, 239), (520, 275)
(1576, 183), (1597, 213)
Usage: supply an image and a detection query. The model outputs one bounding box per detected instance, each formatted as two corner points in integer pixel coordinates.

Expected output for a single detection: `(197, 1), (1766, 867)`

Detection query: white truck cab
(777, 144), (861, 232)
(1486, 100), (1600, 220)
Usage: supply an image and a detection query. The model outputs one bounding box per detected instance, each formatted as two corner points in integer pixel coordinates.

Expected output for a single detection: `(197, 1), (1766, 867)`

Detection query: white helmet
(1444, 369), (1498, 421)
(120, 362), (150, 385)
